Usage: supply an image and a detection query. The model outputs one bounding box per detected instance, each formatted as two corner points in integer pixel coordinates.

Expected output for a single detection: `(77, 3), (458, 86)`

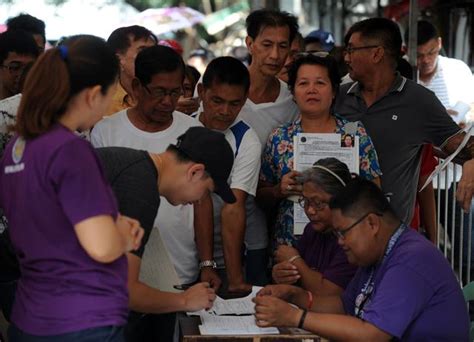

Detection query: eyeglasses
(295, 51), (330, 59)
(343, 45), (380, 55)
(297, 196), (329, 211)
(332, 212), (382, 240)
(1, 61), (29, 74)
(144, 85), (182, 100)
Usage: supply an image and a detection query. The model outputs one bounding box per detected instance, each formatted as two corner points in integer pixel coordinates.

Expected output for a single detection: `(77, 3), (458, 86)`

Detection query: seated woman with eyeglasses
(257, 53), (382, 248)
(272, 158), (357, 296)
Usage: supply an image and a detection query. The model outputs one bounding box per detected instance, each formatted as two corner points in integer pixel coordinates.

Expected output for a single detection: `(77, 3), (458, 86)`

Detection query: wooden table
(179, 316), (324, 342)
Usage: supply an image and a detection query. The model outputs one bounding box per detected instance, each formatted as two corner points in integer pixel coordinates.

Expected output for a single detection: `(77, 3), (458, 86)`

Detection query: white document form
(419, 123), (473, 192)
(212, 286), (262, 315)
(199, 314), (279, 335)
(188, 286), (262, 316)
(293, 133), (359, 234)
(189, 286), (279, 335)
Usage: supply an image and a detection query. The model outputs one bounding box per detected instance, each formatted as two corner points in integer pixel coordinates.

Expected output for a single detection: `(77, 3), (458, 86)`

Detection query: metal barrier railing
(435, 161), (472, 286)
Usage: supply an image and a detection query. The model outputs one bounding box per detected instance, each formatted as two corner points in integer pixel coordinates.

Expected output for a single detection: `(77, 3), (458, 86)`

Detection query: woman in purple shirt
(0, 36), (143, 341)
(272, 158), (357, 296)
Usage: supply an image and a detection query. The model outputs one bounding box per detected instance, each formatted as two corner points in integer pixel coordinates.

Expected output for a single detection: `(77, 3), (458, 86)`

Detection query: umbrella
(122, 7), (205, 35)
(0, 0), (138, 40)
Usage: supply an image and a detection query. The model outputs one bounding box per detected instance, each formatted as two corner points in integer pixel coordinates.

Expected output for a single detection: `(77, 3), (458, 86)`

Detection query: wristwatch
(199, 260), (217, 269)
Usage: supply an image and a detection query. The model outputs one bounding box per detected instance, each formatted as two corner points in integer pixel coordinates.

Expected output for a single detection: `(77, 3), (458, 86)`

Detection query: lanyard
(354, 224), (406, 318)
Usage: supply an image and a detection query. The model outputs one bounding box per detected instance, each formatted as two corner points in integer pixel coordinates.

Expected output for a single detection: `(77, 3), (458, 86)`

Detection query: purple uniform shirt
(297, 223), (357, 289)
(342, 228), (469, 341)
(0, 125), (128, 335)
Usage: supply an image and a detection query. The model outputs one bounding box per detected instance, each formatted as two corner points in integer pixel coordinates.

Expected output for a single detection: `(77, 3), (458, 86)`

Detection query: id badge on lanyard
(354, 224), (406, 318)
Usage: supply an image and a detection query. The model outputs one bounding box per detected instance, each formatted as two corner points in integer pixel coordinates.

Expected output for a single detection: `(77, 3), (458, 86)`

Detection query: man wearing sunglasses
(254, 178), (469, 341)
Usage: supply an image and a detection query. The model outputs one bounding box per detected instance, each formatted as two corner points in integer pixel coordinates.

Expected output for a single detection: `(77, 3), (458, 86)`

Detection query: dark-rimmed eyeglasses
(1, 61), (28, 74)
(333, 212), (382, 240)
(297, 196), (329, 211)
(144, 85), (182, 101)
(343, 45), (380, 55)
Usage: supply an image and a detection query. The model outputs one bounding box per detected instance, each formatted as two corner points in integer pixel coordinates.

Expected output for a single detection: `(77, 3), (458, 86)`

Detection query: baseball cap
(175, 127), (236, 203)
(304, 29), (335, 52)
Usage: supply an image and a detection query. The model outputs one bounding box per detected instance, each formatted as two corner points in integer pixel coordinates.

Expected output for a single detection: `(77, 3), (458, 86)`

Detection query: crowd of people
(0, 8), (473, 342)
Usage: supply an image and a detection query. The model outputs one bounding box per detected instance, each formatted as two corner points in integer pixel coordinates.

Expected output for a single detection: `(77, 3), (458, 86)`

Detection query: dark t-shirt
(95, 147), (160, 258)
(297, 223), (357, 289)
(334, 74), (460, 223)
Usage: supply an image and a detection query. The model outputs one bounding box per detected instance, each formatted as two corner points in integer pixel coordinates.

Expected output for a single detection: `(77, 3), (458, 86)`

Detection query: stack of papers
(188, 286), (279, 336)
(199, 314), (279, 335)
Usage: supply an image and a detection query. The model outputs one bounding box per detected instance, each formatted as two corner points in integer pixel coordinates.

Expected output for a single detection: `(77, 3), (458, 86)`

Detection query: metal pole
(407, 0), (419, 82)
(451, 167), (457, 268)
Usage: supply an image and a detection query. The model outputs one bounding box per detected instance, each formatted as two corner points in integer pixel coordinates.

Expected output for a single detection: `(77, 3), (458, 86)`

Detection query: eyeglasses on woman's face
(298, 196), (329, 211)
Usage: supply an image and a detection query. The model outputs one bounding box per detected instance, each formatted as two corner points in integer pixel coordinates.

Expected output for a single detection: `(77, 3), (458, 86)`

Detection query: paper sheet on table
(293, 133), (359, 234)
(420, 123), (474, 192)
(138, 226), (181, 293)
(212, 286), (262, 315)
(199, 314), (279, 335)
(188, 286), (262, 316)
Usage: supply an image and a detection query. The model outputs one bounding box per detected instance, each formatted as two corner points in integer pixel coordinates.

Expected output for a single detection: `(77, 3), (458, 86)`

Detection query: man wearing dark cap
(96, 126), (235, 341)
(92, 45), (223, 340)
(304, 29), (335, 52)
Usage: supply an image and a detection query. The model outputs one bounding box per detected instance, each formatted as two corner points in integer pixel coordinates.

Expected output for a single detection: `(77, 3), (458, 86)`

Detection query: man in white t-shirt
(194, 56), (267, 294)
(408, 19), (474, 267)
(238, 9), (300, 149)
(91, 45), (215, 341)
(409, 20), (474, 121)
(407, 20), (474, 190)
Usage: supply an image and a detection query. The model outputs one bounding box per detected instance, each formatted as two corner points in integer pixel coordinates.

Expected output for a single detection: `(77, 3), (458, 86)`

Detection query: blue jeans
(8, 324), (124, 342)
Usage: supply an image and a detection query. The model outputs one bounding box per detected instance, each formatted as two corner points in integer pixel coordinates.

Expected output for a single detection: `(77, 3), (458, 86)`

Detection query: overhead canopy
(0, 0), (138, 41)
(121, 6), (205, 36)
(202, 2), (250, 35)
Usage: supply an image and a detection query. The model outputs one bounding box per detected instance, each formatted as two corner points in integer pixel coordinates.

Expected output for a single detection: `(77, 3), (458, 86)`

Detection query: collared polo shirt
(104, 82), (136, 117)
(334, 73), (460, 223)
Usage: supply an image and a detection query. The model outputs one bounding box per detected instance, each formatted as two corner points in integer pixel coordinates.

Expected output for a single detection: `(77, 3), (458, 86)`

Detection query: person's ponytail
(15, 35), (119, 139)
(16, 48), (70, 139)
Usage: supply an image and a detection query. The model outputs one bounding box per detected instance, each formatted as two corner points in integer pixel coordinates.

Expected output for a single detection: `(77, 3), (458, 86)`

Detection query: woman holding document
(257, 53), (382, 248)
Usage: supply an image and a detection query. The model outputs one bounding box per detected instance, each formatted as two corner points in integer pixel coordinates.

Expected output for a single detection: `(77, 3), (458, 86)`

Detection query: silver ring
(287, 185), (292, 191)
